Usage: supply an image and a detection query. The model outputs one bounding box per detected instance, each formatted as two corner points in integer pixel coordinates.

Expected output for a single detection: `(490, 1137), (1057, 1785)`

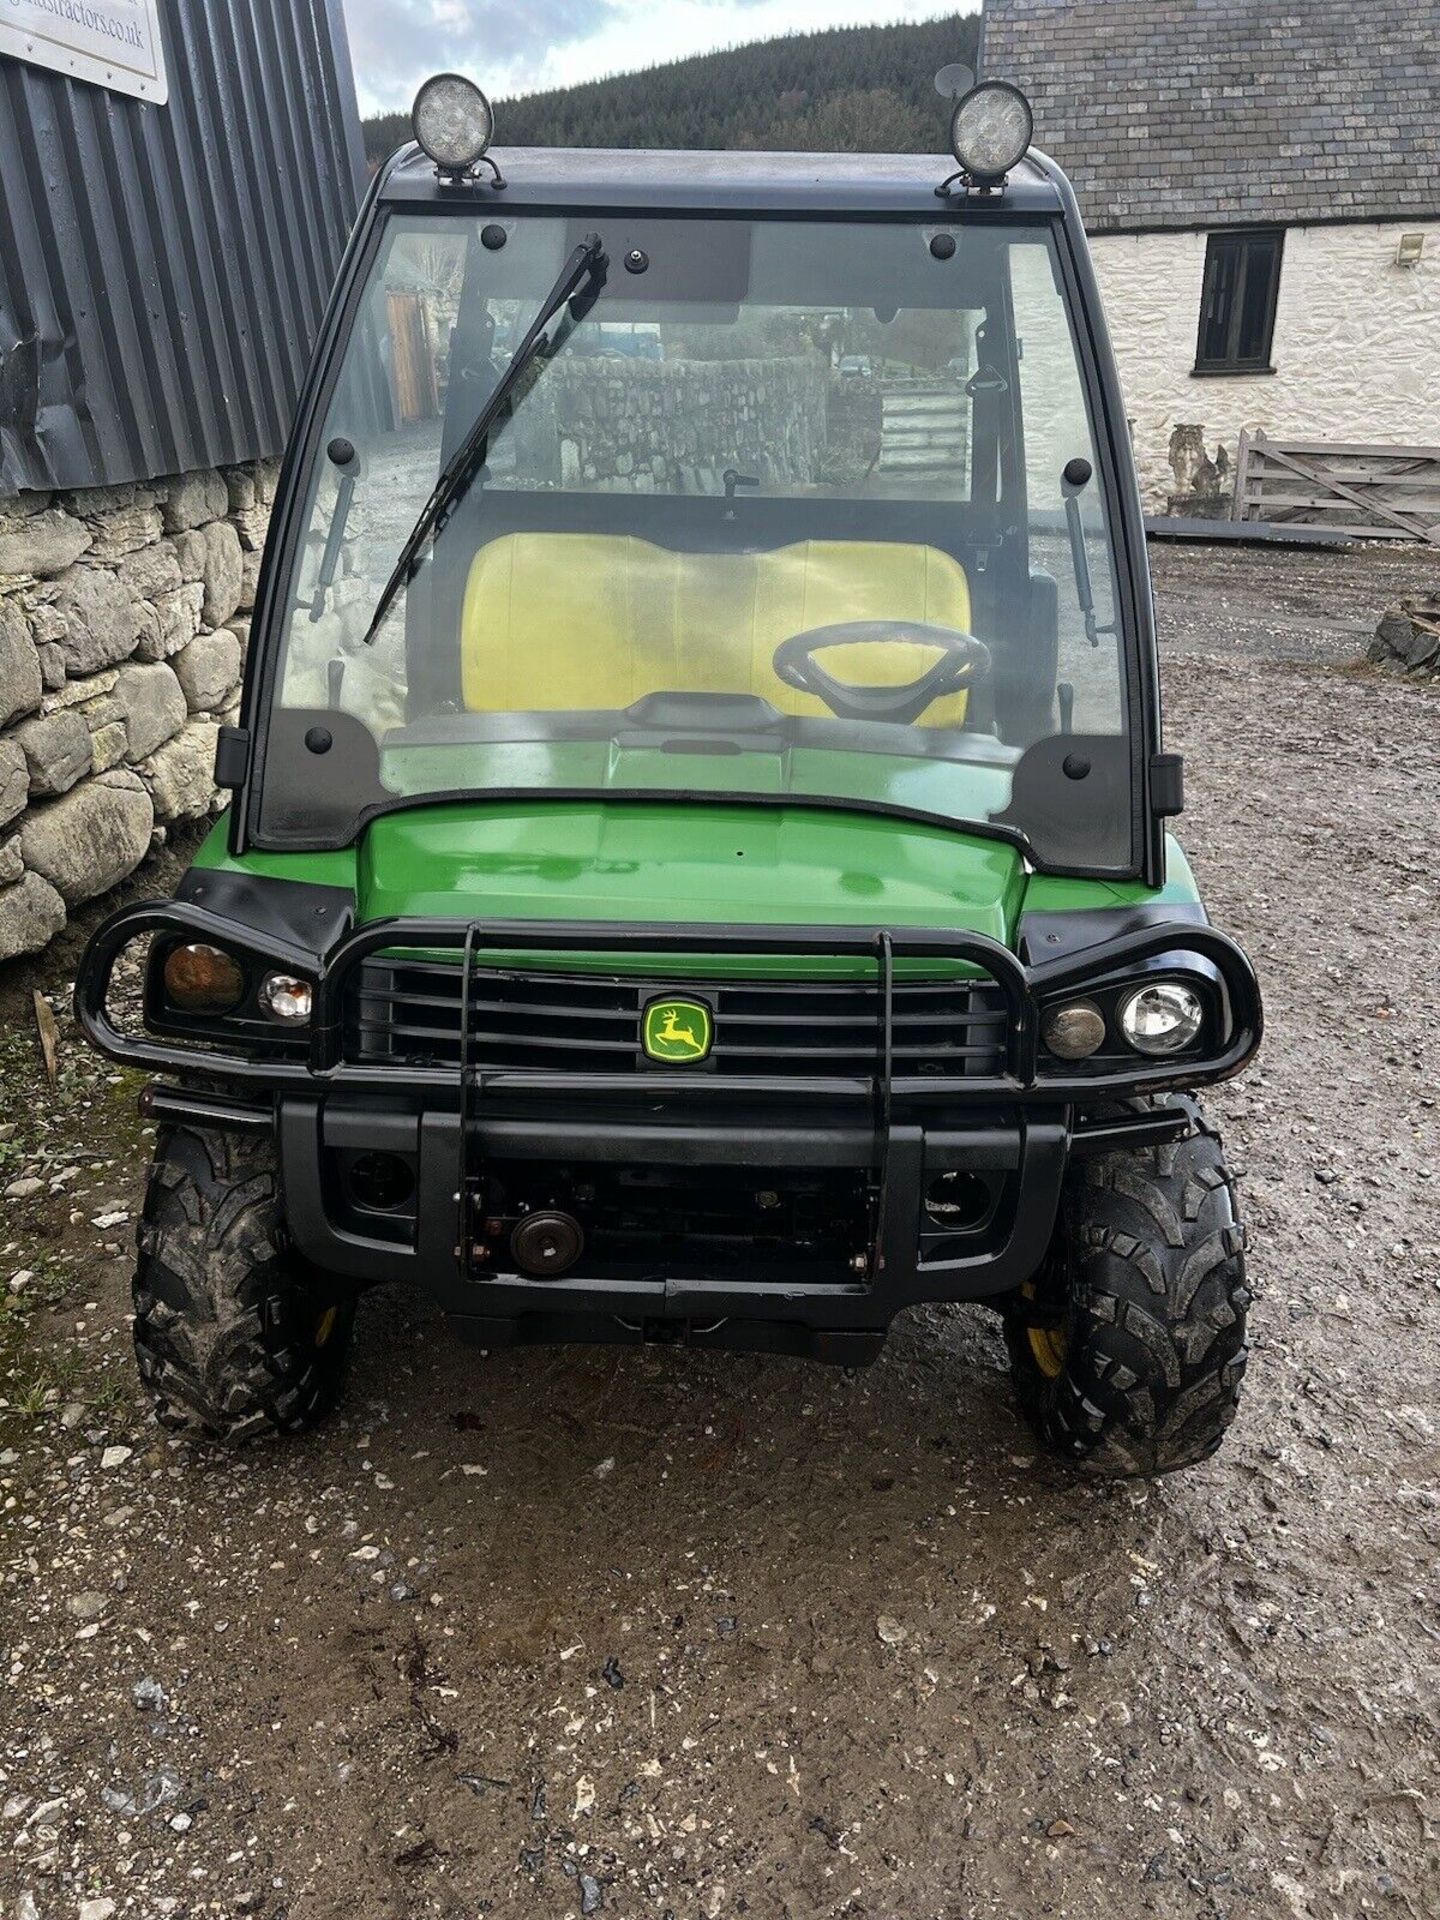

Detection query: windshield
(260, 211), (1131, 870)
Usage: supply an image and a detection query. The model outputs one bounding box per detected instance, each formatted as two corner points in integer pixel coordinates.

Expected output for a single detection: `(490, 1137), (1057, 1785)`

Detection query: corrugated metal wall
(0, 0), (364, 496)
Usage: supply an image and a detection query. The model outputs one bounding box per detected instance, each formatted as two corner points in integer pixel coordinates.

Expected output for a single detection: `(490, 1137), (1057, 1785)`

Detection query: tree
(362, 15), (980, 165)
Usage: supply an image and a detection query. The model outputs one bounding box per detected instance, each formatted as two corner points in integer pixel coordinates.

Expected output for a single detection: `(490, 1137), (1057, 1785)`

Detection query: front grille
(345, 958), (1008, 1080)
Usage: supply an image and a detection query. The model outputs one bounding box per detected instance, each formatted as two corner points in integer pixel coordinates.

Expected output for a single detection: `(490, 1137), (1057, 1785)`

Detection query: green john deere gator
(77, 74), (1262, 1473)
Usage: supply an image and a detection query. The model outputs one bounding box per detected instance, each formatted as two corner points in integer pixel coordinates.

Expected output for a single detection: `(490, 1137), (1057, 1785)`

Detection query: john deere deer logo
(642, 996), (713, 1064)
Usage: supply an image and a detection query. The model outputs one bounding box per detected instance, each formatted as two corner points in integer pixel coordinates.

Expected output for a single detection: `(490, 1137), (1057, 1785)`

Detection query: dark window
(1194, 229), (1283, 374)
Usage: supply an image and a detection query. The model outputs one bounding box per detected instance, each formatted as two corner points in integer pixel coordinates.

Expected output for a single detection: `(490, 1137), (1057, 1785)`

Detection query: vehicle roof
(380, 143), (1068, 218)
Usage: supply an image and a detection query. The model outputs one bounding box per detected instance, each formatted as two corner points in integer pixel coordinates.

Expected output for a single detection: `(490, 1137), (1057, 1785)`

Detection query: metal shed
(0, 0), (363, 496)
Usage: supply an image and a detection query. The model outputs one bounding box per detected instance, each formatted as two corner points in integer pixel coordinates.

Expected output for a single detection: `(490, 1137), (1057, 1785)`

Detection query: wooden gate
(1233, 431), (1440, 544)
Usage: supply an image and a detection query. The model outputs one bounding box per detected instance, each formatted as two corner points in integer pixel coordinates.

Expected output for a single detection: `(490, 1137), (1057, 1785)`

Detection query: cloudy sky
(341, 0), (967, 116)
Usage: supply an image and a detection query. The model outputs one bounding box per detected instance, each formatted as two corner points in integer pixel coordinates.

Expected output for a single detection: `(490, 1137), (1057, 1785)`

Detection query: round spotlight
(259, 972), (313, 1025)
(412, 73), (495, 176)
(162, 942), (245, 1013)
(949, 80), (1033, 183)
(1041, 998), (1107, 1061)
(347, 1151), (415, 1213)
(1119, 981), (1204, 1057)
(925, 1171), (992, 1230)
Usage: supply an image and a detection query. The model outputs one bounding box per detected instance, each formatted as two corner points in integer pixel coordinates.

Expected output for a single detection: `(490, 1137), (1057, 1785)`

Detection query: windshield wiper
(360, 231), (608, 648)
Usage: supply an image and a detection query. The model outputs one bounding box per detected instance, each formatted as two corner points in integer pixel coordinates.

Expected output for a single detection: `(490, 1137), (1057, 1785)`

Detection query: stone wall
(506, 357), (828, 494)
(1087, 221), (1440, 514)
(0, 463), (280, 963)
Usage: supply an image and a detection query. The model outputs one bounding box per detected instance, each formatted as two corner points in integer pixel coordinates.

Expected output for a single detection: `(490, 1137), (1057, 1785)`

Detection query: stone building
(0, 0), (361, 961)
(981, 0), (1440, 516)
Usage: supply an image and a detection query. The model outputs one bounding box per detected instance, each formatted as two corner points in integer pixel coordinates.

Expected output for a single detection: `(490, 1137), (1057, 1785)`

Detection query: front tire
(133, 1124), (354, 1443)
(1005, 1100), (1249, 1476)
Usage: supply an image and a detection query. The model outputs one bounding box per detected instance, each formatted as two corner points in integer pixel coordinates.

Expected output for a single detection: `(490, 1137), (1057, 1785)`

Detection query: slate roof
(980, 0), (1440, 232)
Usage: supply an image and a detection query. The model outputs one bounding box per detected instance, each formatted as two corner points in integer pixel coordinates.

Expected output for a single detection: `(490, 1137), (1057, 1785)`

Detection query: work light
(412, 73), (497, 180)
(949, 80), (1033, 185)
(1119, 982), (1204, 1057)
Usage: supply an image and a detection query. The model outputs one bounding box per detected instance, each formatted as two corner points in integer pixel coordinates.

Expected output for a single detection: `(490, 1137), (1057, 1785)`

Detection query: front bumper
(81, 908), (1262, 1353)
(139, 1076), (1187, 1359)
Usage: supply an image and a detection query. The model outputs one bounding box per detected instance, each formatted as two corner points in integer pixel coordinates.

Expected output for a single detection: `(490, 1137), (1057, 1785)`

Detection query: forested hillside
(362, 14), (980, 164)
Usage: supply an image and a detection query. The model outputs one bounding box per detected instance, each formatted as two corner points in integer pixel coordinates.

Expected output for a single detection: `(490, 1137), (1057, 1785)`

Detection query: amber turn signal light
(1040, 998), (1106, 1060)
(162, 942), (246, 1012)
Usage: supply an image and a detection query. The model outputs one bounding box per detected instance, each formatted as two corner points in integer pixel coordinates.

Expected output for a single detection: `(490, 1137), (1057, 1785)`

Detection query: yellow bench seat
(461, 533), (973, 727)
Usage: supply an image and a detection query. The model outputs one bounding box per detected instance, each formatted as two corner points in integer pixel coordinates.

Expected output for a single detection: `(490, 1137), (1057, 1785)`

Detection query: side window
(1007, 239), (1122, 738)
(278, 226), (470, 727)
(1194, 229), (1283, 375)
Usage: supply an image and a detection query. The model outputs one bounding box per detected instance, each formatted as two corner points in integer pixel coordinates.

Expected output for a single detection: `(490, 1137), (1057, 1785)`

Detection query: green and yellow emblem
(642, 996), (713, 1065)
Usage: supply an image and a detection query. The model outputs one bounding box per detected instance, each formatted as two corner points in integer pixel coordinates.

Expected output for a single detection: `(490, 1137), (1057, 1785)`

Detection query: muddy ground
(1, 538), (1438, 1920)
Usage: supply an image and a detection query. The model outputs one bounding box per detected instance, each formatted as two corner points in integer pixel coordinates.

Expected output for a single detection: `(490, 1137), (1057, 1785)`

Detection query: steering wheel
(772, 621), (991, 726)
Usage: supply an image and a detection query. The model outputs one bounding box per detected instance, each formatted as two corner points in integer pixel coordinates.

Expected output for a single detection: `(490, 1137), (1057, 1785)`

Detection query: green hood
(356, 799), (1027, 942)
(191, 811), (1203, 979)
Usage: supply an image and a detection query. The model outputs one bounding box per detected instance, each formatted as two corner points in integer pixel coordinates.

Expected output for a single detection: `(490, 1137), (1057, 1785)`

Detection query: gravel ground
(1, 538), (1438, 1920)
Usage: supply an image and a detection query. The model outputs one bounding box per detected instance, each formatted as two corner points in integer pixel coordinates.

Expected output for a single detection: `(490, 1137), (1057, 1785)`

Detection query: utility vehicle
(78, 75), (1262, 1473)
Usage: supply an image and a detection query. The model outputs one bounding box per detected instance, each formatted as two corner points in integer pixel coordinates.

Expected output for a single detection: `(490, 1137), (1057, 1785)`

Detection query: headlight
(162, 942), (245, 1013)
(412, 73), (494, 175)
(259, 973), (313, 1024)
(1119, 981), (1204, 1056)
(949, 80), (1033, 184)
(1041, 999), (1106, 1060)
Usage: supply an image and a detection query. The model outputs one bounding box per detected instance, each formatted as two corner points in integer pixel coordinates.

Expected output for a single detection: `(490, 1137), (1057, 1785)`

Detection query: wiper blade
(360, 231), (608, 648)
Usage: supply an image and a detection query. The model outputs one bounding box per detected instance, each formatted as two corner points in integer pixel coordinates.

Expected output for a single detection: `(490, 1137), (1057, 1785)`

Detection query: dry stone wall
(505, 357), (829, 494)
(0, 462), (279, 962)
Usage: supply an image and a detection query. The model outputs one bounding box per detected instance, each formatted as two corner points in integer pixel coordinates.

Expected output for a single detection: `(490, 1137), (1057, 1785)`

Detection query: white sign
(0, 0), (168, 104)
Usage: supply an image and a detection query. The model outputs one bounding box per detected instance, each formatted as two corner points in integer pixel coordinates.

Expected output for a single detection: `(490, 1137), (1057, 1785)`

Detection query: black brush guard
(76, 908), (1262, 1340)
